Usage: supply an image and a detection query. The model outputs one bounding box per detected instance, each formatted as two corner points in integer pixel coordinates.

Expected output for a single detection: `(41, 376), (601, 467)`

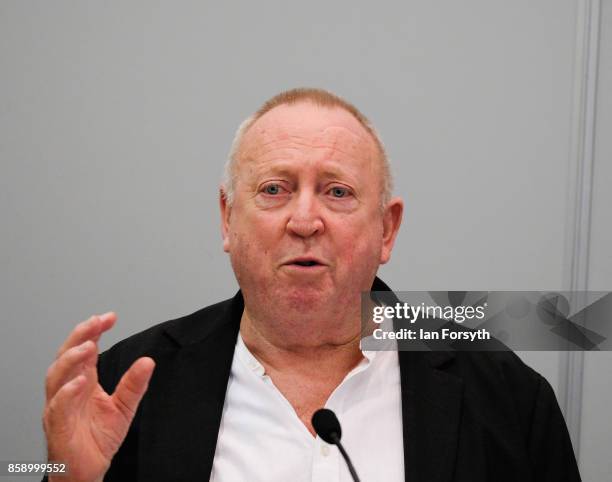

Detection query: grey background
(0, 1), (609, 480)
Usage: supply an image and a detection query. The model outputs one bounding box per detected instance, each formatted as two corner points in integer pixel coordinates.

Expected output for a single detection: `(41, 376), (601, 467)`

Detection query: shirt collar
(236, 332), (266, 377)
(237, 332), (379, 379)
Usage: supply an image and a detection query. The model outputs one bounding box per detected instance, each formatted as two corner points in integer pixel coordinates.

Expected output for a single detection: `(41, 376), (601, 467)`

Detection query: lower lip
(283, 264), (327, 273)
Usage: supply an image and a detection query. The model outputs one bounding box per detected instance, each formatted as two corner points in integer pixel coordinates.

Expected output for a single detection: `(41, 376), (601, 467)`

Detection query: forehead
(237, 102), (380, 167)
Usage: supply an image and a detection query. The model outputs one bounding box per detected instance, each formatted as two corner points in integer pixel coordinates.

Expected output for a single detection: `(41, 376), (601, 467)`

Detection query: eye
(329, 186), (350, 198)
(263, 183), (283, 195)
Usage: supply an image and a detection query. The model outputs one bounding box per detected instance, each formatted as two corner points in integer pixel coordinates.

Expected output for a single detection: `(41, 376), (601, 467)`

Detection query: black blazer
(71, 278), (580, 481)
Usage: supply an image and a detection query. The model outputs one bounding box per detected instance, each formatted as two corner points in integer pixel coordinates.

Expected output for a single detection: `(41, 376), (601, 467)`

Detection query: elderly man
(42, 88), (580, 482)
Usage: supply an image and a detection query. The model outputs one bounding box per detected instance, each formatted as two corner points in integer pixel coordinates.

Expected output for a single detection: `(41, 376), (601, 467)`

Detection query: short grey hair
(222, 88), (393, 208)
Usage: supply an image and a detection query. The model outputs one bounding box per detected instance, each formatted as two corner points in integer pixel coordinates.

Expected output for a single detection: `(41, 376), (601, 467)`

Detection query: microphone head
(311, 408), (342, 444)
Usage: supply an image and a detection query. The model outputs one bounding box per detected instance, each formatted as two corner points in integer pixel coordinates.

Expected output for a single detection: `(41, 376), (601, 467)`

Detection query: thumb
(111, 357), (155, 422)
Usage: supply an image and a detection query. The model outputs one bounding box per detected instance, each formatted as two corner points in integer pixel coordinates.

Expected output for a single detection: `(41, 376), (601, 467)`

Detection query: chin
(282, 285), (328, 310)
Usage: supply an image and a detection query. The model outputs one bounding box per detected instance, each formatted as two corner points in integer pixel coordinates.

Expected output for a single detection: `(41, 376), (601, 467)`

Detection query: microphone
(311, 408), (361, 482)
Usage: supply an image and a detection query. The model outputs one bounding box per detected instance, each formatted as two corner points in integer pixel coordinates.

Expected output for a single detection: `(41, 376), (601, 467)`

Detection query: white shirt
(210, 334), (404, 482)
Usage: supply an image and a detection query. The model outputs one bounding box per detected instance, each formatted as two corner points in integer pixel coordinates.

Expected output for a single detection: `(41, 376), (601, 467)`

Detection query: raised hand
(42, 313), (155, 482)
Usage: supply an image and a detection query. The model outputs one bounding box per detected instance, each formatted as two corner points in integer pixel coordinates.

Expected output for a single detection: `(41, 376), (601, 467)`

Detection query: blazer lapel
(371, 277), (464, 482)
(136, 292), (243, 481)
(399, 350), (464, 482)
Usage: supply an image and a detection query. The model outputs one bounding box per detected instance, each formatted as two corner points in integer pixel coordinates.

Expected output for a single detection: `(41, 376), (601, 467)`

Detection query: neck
(239, 307), (366, 437)
(239, 308), (364, 378)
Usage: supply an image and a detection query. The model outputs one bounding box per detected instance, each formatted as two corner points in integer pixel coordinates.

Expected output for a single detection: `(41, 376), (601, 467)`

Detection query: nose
(286, 191), (325, 238)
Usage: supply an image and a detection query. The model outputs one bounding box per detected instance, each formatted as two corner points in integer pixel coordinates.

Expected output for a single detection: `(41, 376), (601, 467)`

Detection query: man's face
(220, 102), (402, 341)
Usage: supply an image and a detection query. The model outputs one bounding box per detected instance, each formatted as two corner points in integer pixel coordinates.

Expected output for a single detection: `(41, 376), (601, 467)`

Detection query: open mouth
(293, 260), (320, 267)
(285, 257), (326, 268)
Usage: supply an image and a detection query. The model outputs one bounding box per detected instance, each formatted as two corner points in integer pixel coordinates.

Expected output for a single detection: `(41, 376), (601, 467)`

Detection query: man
(42, 88), (580, 481)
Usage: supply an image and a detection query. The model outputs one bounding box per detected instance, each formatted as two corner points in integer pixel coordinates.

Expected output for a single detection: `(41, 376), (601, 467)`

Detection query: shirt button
(321, 443), (331, 457)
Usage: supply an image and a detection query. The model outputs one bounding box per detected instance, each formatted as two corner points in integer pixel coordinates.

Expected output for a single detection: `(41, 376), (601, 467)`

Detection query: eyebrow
(251, 164), (294, 179)
(251, 162), (357, 183)
(319, 168), (354, 181)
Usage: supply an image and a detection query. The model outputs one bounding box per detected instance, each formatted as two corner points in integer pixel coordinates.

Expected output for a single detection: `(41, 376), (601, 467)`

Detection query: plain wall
(579, 0), (612, 479)
(0, 1), (608, 480)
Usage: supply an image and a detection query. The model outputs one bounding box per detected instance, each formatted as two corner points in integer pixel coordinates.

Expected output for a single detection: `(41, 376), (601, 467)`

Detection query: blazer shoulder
(452, 350), (543, 399)
(461, 350), (541, 382)
(450, 350), (553, 435)
(96, 295), (240, 392)
(452, 351), (579, 480)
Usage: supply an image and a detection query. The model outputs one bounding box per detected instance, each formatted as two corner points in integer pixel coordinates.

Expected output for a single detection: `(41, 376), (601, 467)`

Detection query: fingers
(56, 312), (117, 360)
(46, 340), (98, 402)
(111, 357), (155, 422)
(43, 374), (87, 438)
(45, 311), (116, 406)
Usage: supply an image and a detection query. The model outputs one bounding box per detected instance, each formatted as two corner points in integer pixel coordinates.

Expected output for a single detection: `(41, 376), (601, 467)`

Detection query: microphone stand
(330, 432), (361, 482)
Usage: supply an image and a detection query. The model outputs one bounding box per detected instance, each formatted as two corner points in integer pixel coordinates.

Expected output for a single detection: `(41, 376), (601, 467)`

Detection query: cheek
(228, 230), (263, 286)
(228, 215), (279, 261)
(334, 219), (384, 267)
(230, 229), (260, 260)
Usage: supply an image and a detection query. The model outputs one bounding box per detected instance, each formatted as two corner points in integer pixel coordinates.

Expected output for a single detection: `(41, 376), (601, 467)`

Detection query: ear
(380, 197), (403, 264)
(219, 186), (231, 253)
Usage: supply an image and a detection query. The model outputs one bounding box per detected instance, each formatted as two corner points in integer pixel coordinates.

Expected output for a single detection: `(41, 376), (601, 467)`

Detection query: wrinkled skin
(221, 102), (403, 350)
